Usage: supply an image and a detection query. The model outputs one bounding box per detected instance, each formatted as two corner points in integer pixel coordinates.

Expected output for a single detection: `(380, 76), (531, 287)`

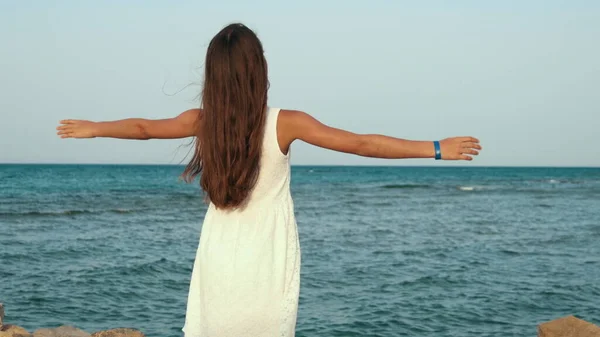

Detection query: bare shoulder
(177, 108), (203, 124)
(276, 109), (302, 154)
(278, 109), (322, 136)
(146, 108), (203, 139)
(279, 109), (308, 119)
(277, 109), (314, 143)
(278, 109), (306, 126)
(277, 108), (362, 154)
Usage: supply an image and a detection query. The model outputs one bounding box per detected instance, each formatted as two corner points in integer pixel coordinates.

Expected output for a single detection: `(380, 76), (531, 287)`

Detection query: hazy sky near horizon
(1, 1), (599, 166)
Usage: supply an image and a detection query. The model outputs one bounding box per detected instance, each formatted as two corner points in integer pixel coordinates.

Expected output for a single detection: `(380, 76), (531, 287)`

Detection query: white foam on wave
(548, 179), (560, 184)
(458, 186), (475, 191)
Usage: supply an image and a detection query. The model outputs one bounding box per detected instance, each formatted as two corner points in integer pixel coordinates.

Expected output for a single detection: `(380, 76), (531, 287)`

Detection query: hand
(439, 137), (482, 161)
(56, 120), (97, 139)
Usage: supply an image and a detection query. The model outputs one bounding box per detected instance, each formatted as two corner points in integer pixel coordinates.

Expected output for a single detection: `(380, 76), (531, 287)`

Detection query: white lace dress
(181, 107), (301, 337)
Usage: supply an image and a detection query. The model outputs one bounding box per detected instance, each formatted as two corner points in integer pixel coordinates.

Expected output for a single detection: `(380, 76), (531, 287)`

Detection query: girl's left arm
(56, 109), (201, 140)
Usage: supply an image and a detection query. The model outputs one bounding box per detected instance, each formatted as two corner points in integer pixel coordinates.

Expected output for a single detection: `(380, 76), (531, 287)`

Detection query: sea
(1, 164), (599, 337)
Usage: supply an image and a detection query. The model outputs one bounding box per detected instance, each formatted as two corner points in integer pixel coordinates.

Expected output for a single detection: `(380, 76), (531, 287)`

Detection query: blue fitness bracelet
(433, 141), (442, 160)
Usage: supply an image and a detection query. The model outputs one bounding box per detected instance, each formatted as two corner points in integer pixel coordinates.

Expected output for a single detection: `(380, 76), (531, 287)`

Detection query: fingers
(59, 119), (79, 124)
(462, 149), (479, 156)
(459, 136), (480, 143)
(442, 137), (481, 161)
(57, 128), (76, 138)
(57, 120), (84, 139)
(57, 120), (75, 138)
(461, 140), (481, 157)
(56, 126), (74, 133)
(463, 142), (482, 150)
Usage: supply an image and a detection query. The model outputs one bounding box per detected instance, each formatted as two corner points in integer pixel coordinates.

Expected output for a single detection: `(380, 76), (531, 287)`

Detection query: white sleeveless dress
(181, 107), (301, 337)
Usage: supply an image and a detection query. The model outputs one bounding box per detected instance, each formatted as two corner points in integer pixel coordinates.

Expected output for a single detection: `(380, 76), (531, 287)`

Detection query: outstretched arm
(56, 109), (201, 140)
(279, 109), (481, 160)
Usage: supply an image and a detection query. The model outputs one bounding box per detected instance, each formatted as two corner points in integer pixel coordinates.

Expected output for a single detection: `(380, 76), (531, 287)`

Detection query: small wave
(371, 201), (394, 207)
(398, 274), (460, 287)
(456, 185), (493, 191)
(0, 210), (93, 217)
(500, 249), (521, 256)
(77, 257), (181, 279)
(111, 208), (134, 214)
(380, 184), (430, 189)
(0, 208), (135, 217)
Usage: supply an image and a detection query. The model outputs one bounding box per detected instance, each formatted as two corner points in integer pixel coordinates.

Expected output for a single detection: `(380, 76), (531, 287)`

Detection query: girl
(56, 23), (481, 337)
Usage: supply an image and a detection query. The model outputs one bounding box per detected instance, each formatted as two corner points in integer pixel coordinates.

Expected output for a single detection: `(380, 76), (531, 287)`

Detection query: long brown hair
(182, 23), (269, 209)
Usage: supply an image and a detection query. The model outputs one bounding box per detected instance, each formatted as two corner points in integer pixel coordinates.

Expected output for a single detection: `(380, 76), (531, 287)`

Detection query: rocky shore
(0, 304), (145, 337)
(538, 315), (600, 337)
(2, 303), (600, 336)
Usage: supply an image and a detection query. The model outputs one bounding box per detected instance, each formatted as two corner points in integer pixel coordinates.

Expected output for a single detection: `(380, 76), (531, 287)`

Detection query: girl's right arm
(56, 109), (201, 140)
(279, 109), (481, 160)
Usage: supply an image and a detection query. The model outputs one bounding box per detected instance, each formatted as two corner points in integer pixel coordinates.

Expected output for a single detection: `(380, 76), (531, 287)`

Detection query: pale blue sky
(1, 1), (598, 166)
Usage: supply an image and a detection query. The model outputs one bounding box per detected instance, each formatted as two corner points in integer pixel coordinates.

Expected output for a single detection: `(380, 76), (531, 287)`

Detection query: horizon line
(1, 163), (599, 169)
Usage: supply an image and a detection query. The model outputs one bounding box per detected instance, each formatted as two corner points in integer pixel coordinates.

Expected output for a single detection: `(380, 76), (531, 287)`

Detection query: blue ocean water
(1, 164), (599, 337)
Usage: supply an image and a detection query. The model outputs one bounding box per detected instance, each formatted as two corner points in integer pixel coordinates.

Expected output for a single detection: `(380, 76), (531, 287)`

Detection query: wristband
(433, 141), (442, 160)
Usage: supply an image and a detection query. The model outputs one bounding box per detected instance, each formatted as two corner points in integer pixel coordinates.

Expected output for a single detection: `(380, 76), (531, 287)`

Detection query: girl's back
(182, 107), (301, 337)
(227, 107), (292, 212)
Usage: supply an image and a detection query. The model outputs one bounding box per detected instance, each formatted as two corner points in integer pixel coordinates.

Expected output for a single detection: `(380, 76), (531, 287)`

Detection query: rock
(90, 329), (144, 337)
(33, 326), (90, 337)
(538, 315), (600, 337)
(0, 303), (4, 329)
(0, 304), (30, 337)
(0, 324), (31, 337)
